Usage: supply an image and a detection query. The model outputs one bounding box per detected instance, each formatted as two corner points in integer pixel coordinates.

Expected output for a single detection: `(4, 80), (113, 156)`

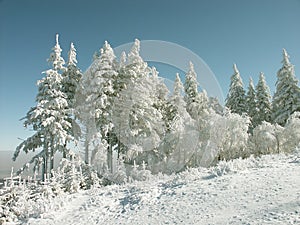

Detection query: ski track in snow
(27, 155), (300, 225)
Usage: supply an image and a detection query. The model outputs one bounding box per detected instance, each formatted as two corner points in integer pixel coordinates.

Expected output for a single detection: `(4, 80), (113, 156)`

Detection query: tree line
(14, 34), (300, 180)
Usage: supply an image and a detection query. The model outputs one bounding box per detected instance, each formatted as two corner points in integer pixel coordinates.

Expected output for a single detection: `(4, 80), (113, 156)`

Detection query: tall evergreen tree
(126, 39), (149, 79)
(246, 77), (257, 130)
(272, 49), (300, 126)
(62, 42), (82, 107)
(172, 73), (186, 116)
(160, 73), (194, 166)
(184, 62), (199, 119)
(256, 72), (272, 125)
(61, 42), (82, 157)
(184, 62), (209, 121)
(80, 41), (118, 169)
(112, 40), (164, 166)
(14, 34), (73, 177)
(183, 62), (210, 166)
(151, 67), (171, 132)
(225, 64), (246, 115)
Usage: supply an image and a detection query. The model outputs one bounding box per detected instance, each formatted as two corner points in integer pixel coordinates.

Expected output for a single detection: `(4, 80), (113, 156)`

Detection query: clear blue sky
(0, 0), (300, 151)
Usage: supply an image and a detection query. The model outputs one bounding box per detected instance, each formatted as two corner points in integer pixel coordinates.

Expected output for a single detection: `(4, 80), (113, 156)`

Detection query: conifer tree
(112, 40), (164, 166)
(14, 34), (73, 177)
(80, 41), (118, 169)
(256, 72), (272, 125)
(272, 49), (300, 126)
(184, 62), (209, 121)
(225, 64), (246, 115)
(151, 67), (171, 132)
(184, 62), (199, 119)
(246, 77), (257, 130)
(61, 42), (82, 157)
(168, 73), (191, 132)
(163, 73), (185, 156)
(62, 42), (82, 107)
(171, 73), (185, 117)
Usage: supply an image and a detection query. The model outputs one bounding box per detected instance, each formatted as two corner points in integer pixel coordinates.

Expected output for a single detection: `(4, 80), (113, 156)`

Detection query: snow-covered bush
(0, 152), (101, 224)
(0, 175), (67, 224)
(282, 112), (300, 152)
(211, 156), (256, 177)
(249, 112), (300, 156)
(102, 158), (128, 185)
(207, 110), (250, 162)
(128, 161), (152, 182)
(250, 122), (284, 156)
(53, 151), (100, 192)
(249, 121), (284, 155)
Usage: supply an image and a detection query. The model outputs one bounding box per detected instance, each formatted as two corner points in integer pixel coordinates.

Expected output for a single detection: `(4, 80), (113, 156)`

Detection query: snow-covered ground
(24, 153), (300, 224)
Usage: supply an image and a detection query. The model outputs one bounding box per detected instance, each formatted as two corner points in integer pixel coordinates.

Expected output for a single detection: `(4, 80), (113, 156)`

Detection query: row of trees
(14, 34), (300, 179)
(226, 49), (300, 129)
(13, 35), (82, 176)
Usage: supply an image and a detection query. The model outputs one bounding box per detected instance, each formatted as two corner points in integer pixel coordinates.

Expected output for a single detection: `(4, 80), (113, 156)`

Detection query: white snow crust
(25, 153), (300, 225)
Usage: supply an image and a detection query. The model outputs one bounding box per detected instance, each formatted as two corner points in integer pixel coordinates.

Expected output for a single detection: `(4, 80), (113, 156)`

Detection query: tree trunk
(85, 133), (89, 164)
(63, 143), (67, 158)
(42, 144), (48, 181)
(50, 148), (54, 173)
(107, 132), (113, 173)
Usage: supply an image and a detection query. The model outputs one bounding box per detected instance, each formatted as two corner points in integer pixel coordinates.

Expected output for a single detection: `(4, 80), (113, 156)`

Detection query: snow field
(26, 153), (300, 225)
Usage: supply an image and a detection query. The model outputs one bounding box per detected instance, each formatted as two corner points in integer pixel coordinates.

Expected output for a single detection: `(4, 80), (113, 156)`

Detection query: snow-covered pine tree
(272, 49), (300, 126)
(208, 97), (223, 115)
(184, 61), (209, 121)
(48, 34), (66, 72)
(14, 34), (73, 178)
(225, 64), (247, 115)
(255, 72), (272, 125)
(183, 62), (210, 166)
(162, 74), (188, 157)
(150, 67), (171, 132)
(62, 42), (82, 108)
(114, 51), (127, 94)
(126, 39), (149, 79)
(80, 41), (118, 170)
(184, 62), (199, 119)
(61, 42), (82, 156)
(158, 73), (199, 173)
(164, 73), (186, 138)
(112, 40), (164, 166)
(169, 73), (185, 124)
(246, 77), (257, 131)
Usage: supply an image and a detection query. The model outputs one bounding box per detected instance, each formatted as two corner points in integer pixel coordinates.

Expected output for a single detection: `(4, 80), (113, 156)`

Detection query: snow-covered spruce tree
(79, 41), (118, 170)
(150, 67), (172, 132)
(159, 74), (184, 159)
(272, 49), (300, 126)
(14, 34), (73, 177)
(184, 62), (210, 166)
(169, 73), (185, 126)
(208, 96), (223, 115)
(184, 61), (209, 121)
(255, 72), (272, 125)
(225, 64), (247, 115)
(246, 77), (257, 131)
(112, 40), (165, 167)
(62, 42), (82, 108)
(158, 73), (199, 173)
(61, 42), (82, 157)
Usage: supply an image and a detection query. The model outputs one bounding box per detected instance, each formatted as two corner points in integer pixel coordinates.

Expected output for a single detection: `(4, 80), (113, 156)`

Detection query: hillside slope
(27, 154), (300, 225)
